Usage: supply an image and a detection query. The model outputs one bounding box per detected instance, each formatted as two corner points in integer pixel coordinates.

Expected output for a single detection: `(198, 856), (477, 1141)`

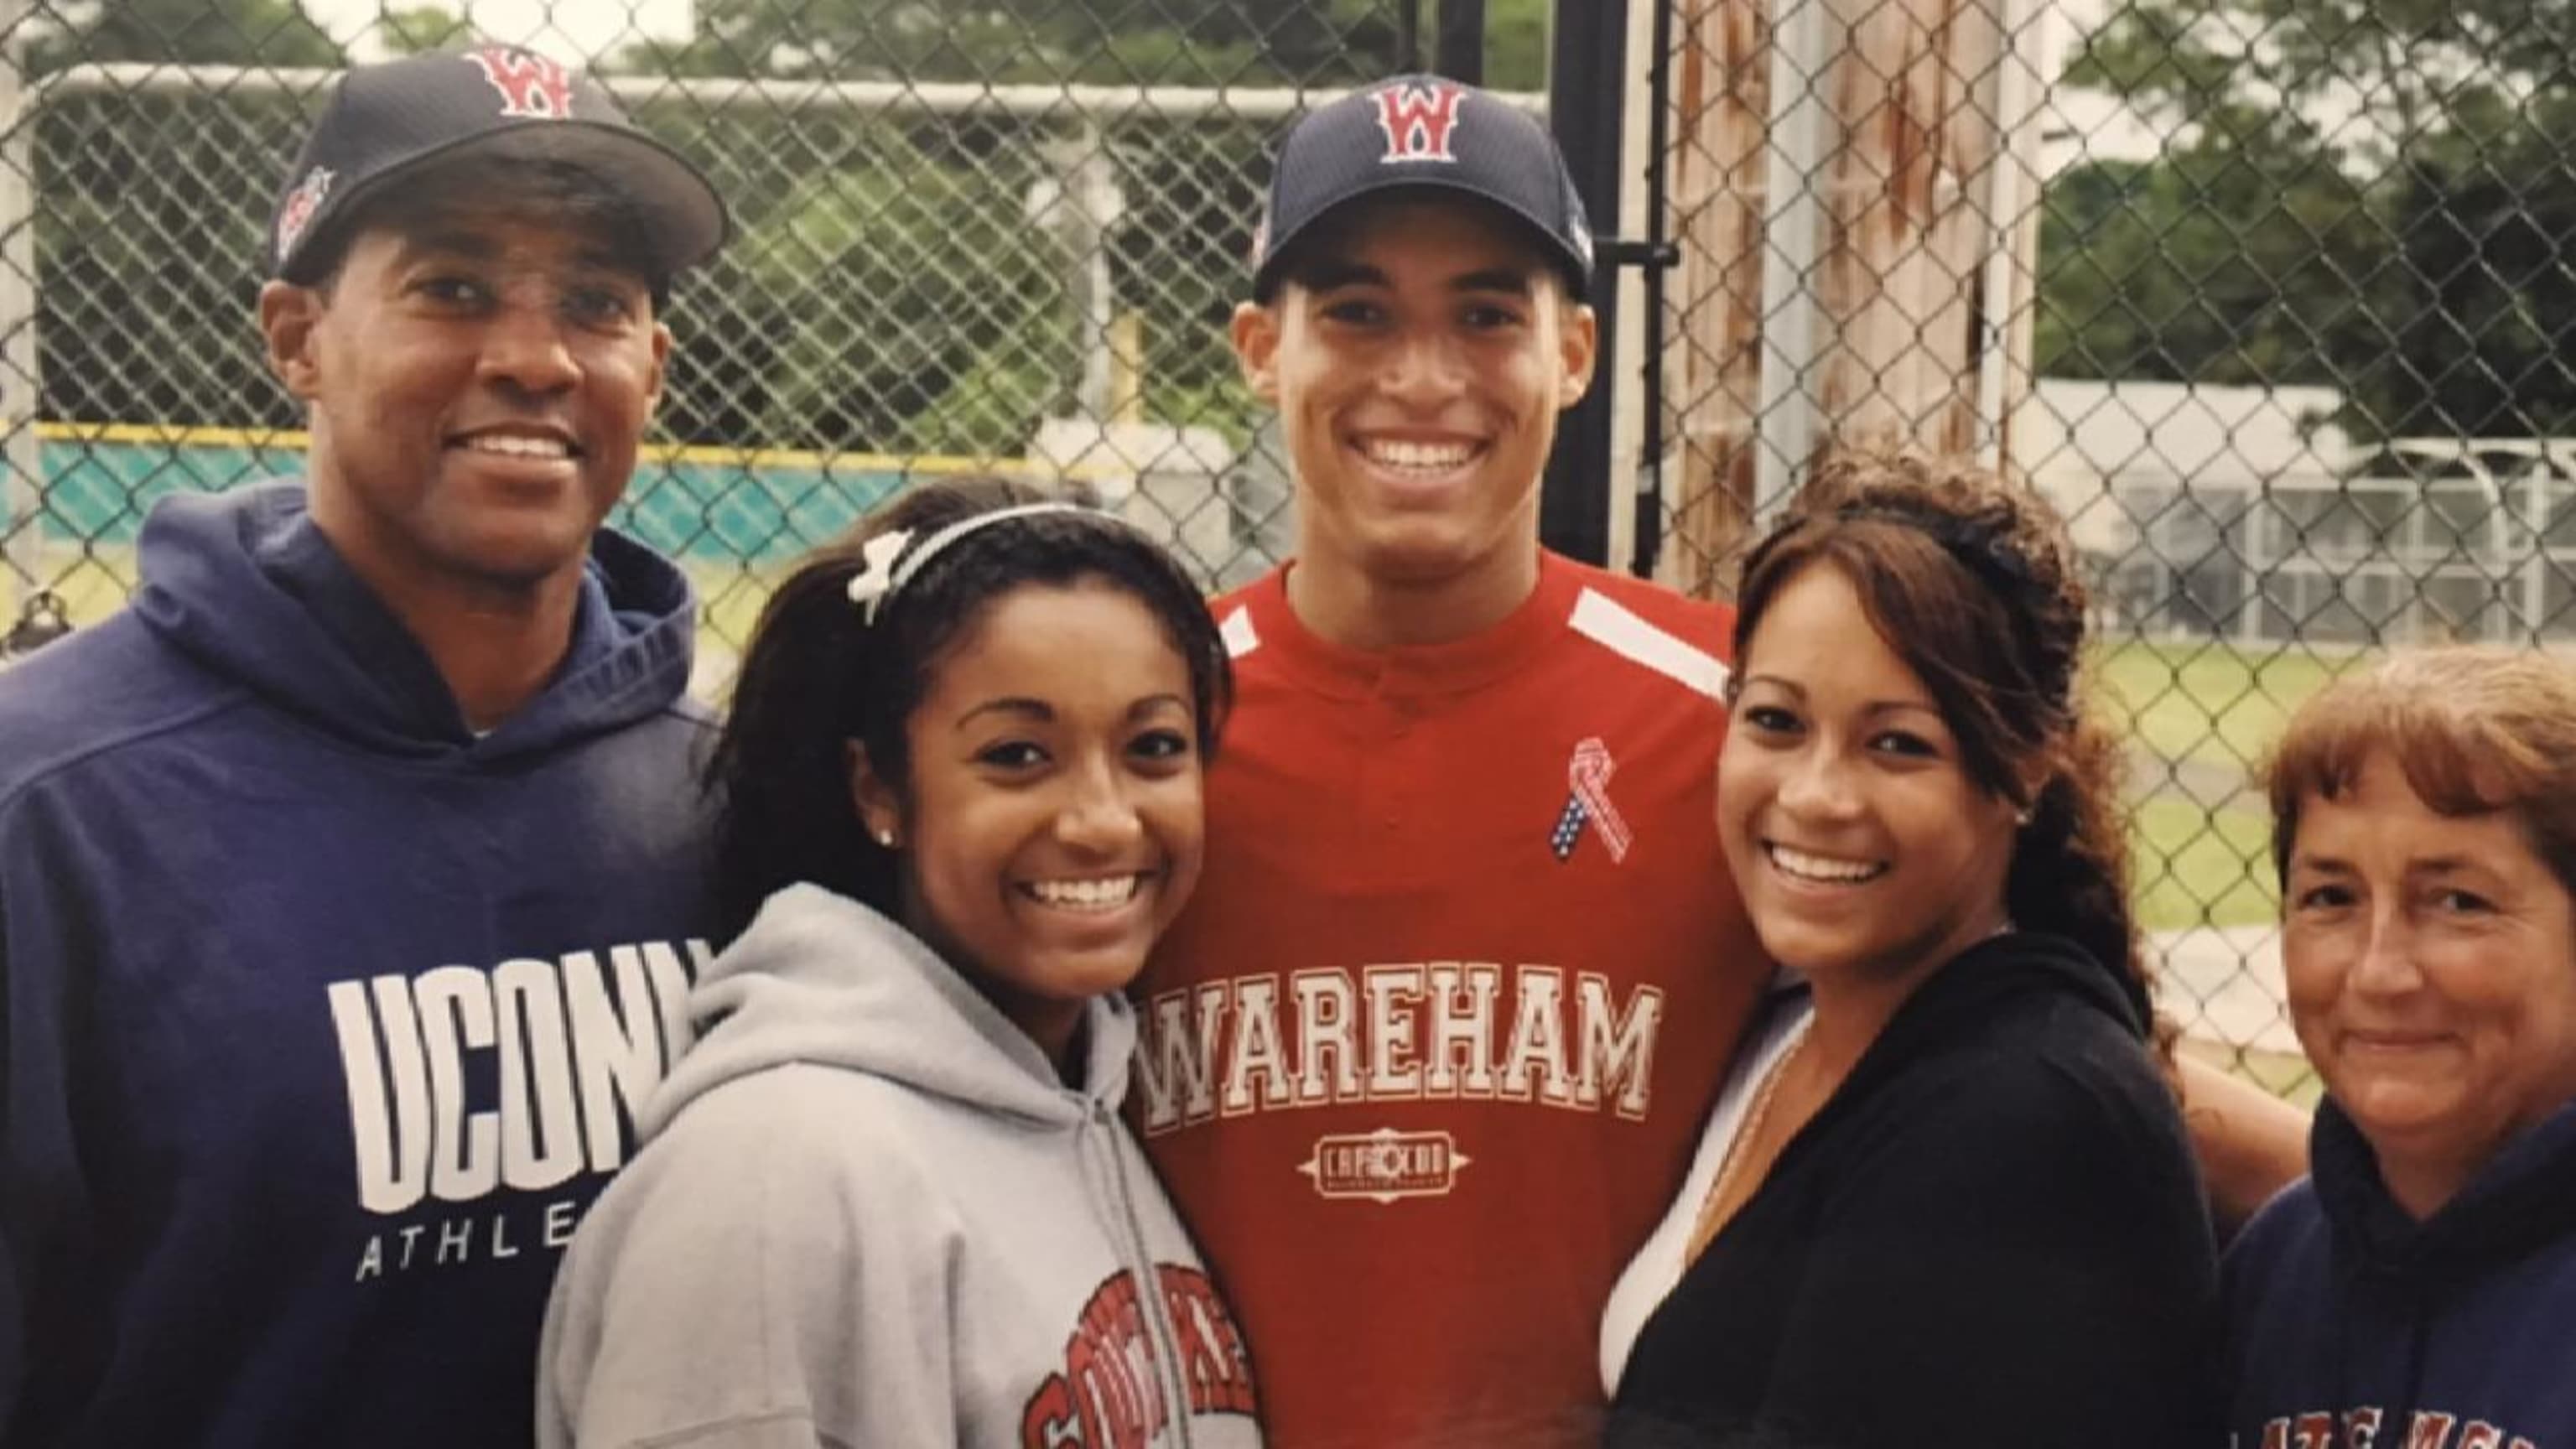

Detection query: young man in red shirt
(1134, 79), (1758, 1446)
(1135, 75), (2303, 1447)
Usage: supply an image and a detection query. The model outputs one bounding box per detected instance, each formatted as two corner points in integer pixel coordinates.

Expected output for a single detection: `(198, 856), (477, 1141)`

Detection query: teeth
(460, 434), (571, 460)
(1026, 875), (1142, 911)
(1362, 439), (1476, 472)
(1769, 844), (1883, 884)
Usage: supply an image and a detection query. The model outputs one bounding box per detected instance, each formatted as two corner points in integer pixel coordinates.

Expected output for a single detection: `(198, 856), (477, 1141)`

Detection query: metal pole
(1437, 0), (1488, 83)
(2530, 450), (2556, 641)
(1053, 125), (1119, 424)
(1540, 0), (1628, 567)
(1603, 0), (1658, 577)
(1399, 0), (1424, 70)
(1973, 0), (2052, 470)
(1752, 0), (1829, 524)
(1632, 0), (1677, 577)
(0, 0), (39, 610)
(2485, 458), (2510, 642)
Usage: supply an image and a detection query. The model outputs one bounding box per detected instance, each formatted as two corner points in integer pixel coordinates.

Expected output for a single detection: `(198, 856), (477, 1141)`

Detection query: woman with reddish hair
(2230, 646), (2576, 1443)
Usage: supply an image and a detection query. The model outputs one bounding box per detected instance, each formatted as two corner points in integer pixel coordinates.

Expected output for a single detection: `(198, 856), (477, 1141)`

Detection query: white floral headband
(844, 501), (1113, 626)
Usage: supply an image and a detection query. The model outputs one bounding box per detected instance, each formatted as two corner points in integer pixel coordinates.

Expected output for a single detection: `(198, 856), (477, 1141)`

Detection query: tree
(730, 138), (1070, 454)
(23, 2), (346, 431)
(2356, 102), (2576, 434)
(1483, 0), (1550, 88)
(621, 0), (1409, 86)
(14, 0), (1488, 449)
(2068, 0), (2573, 177)
(380, 7), (477, 55)
(613, 0), (1413, 456)
(2034, 141), (2382, 387)
(28, 0), (342, 70)
(2050, 0), (2576, 436)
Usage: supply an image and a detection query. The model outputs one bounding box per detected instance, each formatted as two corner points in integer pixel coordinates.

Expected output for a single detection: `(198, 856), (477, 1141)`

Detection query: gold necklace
(1685, 1031), (1808, 1265)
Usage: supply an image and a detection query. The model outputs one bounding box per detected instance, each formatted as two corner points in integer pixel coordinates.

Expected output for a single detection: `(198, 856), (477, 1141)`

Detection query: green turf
(2129, 794), (2279, 934)
(688, 558), (787, 664)
(2092, 636), (2364, 772)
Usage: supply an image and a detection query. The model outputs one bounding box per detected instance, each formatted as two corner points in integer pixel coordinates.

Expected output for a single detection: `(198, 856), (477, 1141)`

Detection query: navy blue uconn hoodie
(2223, 1091), (2576, 1449)
(0, 482), (718, 1448)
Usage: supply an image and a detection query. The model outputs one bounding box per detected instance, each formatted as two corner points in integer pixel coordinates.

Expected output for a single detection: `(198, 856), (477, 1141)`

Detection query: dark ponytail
(702, 516), (912, 943)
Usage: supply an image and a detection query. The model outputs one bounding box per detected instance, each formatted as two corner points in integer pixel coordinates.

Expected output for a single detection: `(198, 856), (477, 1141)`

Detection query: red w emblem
(465, 46), (575, 120)
(1371, 81), (1466, 164)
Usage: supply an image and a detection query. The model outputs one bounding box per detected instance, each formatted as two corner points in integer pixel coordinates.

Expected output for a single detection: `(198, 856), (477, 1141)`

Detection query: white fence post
(0, 0), (39, 612)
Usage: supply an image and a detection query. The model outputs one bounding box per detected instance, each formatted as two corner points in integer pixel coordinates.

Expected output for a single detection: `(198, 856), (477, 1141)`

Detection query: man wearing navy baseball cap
(0, 46), (730, 1448)
(1131, 75), (1768, 1446)
(1134, 75), (2308, 1446)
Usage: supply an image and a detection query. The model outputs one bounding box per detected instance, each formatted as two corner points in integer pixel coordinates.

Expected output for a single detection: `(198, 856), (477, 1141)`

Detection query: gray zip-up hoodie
(537, 884), (1264, 1449)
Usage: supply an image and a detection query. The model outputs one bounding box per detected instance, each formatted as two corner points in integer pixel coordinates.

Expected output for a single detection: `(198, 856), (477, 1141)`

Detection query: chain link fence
(9, 0), (2569, 1090)
(1651, 0), (2576, 1095)
(0, 0), (1452, 686)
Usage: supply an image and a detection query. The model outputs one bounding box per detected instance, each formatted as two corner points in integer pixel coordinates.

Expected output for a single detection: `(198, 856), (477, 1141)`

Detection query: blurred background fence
(9, 0), (2576, 1092)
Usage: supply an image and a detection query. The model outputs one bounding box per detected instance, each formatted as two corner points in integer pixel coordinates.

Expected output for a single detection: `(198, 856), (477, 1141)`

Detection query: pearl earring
(875, 828), (896, 848)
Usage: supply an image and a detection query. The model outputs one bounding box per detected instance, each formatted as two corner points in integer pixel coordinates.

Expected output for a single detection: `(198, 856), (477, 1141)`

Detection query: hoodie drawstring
(1084, 1101), (1198, 1449)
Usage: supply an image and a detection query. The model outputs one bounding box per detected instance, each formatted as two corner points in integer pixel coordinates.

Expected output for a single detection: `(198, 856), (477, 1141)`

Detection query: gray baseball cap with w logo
(1248, 74), (1594, 301)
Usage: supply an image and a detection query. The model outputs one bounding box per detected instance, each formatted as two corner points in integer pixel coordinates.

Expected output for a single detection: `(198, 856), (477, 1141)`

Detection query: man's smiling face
(1233, 195), (1595, 596)
(265, 190), (670, 597)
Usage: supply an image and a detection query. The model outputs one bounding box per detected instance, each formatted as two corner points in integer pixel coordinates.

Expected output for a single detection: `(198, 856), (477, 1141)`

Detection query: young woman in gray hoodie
(538, 479), (1262, 1448)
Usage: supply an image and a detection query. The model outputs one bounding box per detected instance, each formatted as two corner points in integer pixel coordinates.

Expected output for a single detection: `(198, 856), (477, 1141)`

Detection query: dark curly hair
(704, 476), (1234, 942)
(1731, 447), (2163, 1048)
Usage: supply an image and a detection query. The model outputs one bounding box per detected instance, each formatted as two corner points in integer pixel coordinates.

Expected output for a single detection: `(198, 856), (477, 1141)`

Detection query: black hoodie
(1608, 931), (2221, 1448)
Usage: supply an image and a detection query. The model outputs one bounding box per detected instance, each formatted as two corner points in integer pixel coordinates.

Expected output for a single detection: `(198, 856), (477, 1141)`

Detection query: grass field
(2091, 636), (2360, 935)
(2130, 795), (2276, 933)
(2090, 636), (2339, 935)
(2093, 636), (2364, 773)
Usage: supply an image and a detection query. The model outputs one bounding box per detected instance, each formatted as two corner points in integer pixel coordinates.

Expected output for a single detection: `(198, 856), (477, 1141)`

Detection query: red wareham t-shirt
(1135, 551), (1769, 1448)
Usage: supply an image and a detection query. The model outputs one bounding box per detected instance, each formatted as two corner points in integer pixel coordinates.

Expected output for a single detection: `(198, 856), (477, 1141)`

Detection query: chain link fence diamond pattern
(11, 0), (2573, 1092)
(1654, 0), (2576, 1092)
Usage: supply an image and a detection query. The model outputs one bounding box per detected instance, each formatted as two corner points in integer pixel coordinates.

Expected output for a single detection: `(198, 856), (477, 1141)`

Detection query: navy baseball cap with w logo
(268, 45), (730, 287)
(1249, 74), (1595, 301)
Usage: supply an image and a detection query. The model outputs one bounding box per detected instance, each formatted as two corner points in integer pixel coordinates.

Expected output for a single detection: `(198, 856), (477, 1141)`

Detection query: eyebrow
(395, 231), (501, 265)
(958, 697), (1052, 730)
(1739, 674), (1941, 718)
(2288, 853), (2487, 879)
(955, 693), (1192, 730)
(394, 231), (632, 278)
(1301, 260), (1538, 297)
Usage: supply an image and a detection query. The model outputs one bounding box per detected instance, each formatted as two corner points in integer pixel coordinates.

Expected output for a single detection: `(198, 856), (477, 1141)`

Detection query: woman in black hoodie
(1602, 449), (2220, 1448)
